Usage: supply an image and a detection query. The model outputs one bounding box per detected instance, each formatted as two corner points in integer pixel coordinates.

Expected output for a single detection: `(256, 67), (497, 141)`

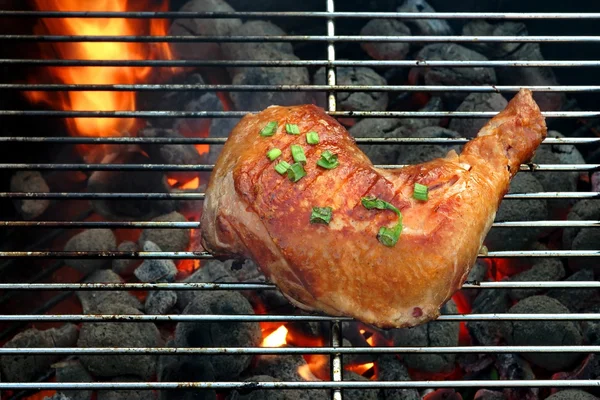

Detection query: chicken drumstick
(201, 89), (547, 329)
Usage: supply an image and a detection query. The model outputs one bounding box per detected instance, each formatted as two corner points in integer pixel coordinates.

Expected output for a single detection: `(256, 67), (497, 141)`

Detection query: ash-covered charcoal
(360, 19), (411, 61)
(411, 44), (496, 106)
(448, 93), (508, 138)
(467, 288), (509, 345)
(159, 358), (217, 400)
(473, 389), (505, 400)
(134, 241), (178, 283)
(548, 269), (598, 312)
(313, 66), (388, 112)
(508, 259), (566, 301)
(563, 200), (600, 272)
(502, 295), (583, 371)
(462, 20), (524, 59)
(546, 391), (598, 400)
(10, 171), (50, 220)
(174, 291), (261, 379)
(376, 355), (420, 400)
(208, 117), (241, 165)
(495, 353), (538, 400)
(343, 371), (379, 400)
(139, 211), (191, 253)
(54, 360), (93, 400)
(99, 377), (158, 400)
(592, 172), (600, 193)
(463, 259), (489, 303)
(389, 300), (459, 373)
(583, 306), (600, 346)
(169, 0), (241, 61)
(221, 20), (294, 77)
(484, 173), (548, 251)
(396, 126), (463, 165)
(78, 303), (161, 379)
(43, 394), (72, 400)
(138, 127), (203, 183)
(88, 151), (174, 220)
(396, 0), (453, 37)
(398, 96), (444, 132)
(145, 290), (177, 315)
(63, 228), (117, 274)
(177, 259), (236, 310)
(1, 324), (78, 382)
(77, 269), (143, 314)
(112, 241), (140, 276)
(350, 119), (408, 165)
(532, 131), (585, 215)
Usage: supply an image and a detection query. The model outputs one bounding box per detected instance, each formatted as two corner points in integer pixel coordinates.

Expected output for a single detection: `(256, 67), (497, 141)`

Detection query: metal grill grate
(0, 2), (599, 399)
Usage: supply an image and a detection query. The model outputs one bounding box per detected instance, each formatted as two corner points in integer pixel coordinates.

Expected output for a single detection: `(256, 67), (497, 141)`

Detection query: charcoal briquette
(77, 269), (143, 314)
(112, 240), (141, 277)
(448, 93), (508, 138)
(508, 259), (565, 301)
(10, 171), (50, 220)
(360, 19), (411, 61)
(145, 290), (177, 315)
(134, 241), (178, 283)
(63, 228), (117, 274)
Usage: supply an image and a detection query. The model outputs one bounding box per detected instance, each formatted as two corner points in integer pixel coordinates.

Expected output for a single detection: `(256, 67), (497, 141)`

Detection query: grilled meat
(201, 89), (547, 328)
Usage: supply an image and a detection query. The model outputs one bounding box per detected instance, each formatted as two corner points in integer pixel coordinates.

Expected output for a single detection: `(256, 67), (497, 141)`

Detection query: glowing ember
(25, 0), (176, 161)
(346, 362), (375, 377)
(298, 364), (320, 381)
(261, 325), (289, 348)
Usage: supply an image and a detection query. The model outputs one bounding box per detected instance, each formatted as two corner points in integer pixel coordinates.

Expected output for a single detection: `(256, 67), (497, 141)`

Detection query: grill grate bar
(5, 34), (600, 43)
(2, 110), (599, 118)
(0, 345), (598, 355)
(0, 380), (598, 390)
(2, 11), (600, 19)
(1, 163), (595, 172)
(0, 192), (596, 200)
(0, 281), (598, 290)
(6, 84), (600, 92)
(0, 250), (597, 258)
(1, 220), (598, 228)
(0, 313), (599, 322)
(0, 137), (595, 145)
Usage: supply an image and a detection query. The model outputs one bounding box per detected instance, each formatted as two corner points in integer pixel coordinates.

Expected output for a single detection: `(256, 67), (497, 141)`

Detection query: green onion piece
(413, 183), (429, 201)
(316, 150), (339, 170)
(310, 207), (332, 225)
(287, 162), (306, 182)
(290, 145), (307, 165)
(306, 131), (320, 145)
(361, 196), (403, 247)
(274, 161), (291, 175)
(285, 123), (300, 135)
(260, 121), (278, 137)
(267, 148), (282, 161)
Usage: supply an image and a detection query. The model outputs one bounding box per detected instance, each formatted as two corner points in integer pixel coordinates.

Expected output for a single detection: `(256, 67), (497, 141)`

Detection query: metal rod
(4, 35), (600, 43)
(0, 220), (598, 229)
(5, 59), (600, 68)
(7, 84), (600, 92)
(0, 281), (598, 291)
(0, 110), (597, 118)
(0, 250), (595, 259)
(0, 345), (597, 355)
(0, 192), (596, 200)
(0, 380), (598, 390)
(2, 11), (600, 19)
(0, 313), (599, 323)
(0, 137), (595, 145)
(0, 163), (595, 172)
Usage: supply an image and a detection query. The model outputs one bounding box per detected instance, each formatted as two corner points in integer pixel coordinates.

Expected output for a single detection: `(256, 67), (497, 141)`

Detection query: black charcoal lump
(508, 259), (565, 301)
(1, 324), (78, 382)
(145, 290), (177, 315)
(54, 360), (93, 400)
(134, 241), (178, 283)
(177, 260), (236, 309)
(545, 390), (598, 400)
(502, 295), (583, 371)
(63, 228), (117, 274)
(396, 0), (453, 37)
(138, 211), (191, 253)
(360, 19), (411, 61)
(77, 269), (143, 314)
(563, 200), (600, 272)
(448, 93), (508, 138)
(112, 240), (140, 276)
(376, 355), (420, 400)
(396, 127), (463, 166)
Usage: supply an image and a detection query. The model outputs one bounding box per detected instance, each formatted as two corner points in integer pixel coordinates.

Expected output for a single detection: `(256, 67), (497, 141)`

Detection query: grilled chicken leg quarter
(201, 89), (547, 329)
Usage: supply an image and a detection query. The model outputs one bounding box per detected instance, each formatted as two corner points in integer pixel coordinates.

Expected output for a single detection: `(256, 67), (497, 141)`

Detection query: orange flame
(25, 0), (176, 160)
(261, 325), (289, 347)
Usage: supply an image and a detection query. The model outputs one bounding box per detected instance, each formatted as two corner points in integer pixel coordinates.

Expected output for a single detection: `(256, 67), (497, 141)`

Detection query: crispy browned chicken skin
(201, 89), (547, 329)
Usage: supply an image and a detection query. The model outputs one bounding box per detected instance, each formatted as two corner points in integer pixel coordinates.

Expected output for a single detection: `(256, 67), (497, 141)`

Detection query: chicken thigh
(201, 89), (546, 328)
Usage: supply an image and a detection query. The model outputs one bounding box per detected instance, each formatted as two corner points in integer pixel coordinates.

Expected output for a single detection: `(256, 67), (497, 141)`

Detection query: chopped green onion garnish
(413, 183), (429, 201)
(285, 123), (300, 135)
(310, 207), (332, 225)
(267, 148), (282, 161)
(274, 161), (291, 175)
(287, 162), (306, 182)
(306, 131), (320, 145)
(260, 121), (278, 137)
(291, 145), (307, 165)
(361, 196), (403, 247)
(316, 150), (339, 170)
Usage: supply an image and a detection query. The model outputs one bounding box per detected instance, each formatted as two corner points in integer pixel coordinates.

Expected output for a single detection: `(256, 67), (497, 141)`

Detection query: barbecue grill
(0, 1), (599, 399)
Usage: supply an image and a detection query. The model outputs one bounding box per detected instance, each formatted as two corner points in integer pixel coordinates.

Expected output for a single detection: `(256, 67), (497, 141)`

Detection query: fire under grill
(0, 1), (600, 400)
